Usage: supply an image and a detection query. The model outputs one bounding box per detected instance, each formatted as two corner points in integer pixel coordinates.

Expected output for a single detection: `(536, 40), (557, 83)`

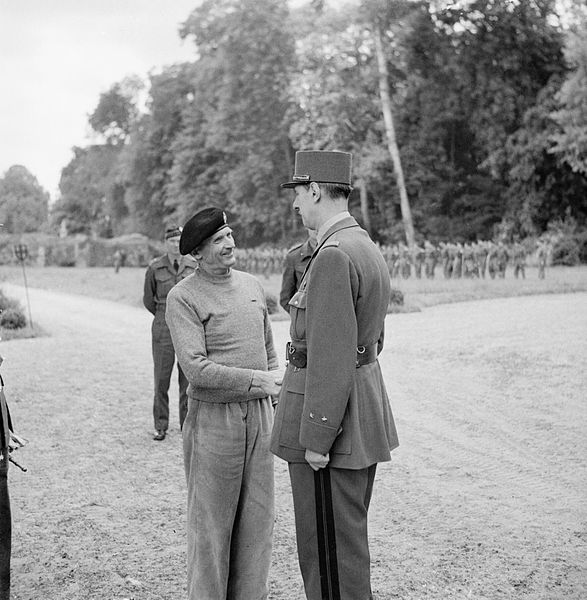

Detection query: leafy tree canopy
(0, 165), (49, 233)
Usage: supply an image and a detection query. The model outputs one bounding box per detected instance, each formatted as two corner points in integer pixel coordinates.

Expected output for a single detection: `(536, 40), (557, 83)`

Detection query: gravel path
(2, 283), (586, 600)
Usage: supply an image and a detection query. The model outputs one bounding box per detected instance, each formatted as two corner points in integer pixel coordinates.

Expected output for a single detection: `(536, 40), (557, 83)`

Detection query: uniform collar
(316, 211), (351, 245)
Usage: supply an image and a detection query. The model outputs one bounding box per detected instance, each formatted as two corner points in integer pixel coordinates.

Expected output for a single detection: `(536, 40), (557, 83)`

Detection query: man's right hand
(250, 370), (283, 397)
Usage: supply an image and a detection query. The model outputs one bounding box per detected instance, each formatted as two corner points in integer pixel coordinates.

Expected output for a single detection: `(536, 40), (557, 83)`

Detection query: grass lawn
(1, 263), (586, 316)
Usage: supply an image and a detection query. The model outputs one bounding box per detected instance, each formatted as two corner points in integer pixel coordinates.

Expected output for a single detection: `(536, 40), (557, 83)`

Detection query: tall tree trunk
(356, 178), (372, 235)
(373, 26), (415, 248)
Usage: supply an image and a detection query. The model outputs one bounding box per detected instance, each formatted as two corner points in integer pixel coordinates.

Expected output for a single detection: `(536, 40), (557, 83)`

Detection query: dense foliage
(6, 0), (587, 248)
(0, 165), (49, 234)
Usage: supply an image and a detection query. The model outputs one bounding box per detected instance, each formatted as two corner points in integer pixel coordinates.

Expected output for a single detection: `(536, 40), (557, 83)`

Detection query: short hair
(297, 182), (353, 200)
(318, 182), (353, 200)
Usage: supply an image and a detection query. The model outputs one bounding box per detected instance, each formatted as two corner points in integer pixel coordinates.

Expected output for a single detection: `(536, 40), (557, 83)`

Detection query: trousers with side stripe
(288, 463), (377, 600)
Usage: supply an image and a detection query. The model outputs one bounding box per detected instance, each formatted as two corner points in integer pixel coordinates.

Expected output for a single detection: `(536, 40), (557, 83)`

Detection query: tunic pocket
(277, 390), (305, 451)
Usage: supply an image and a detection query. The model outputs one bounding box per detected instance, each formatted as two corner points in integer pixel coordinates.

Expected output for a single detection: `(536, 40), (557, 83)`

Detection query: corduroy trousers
(183, 397), (274, 600)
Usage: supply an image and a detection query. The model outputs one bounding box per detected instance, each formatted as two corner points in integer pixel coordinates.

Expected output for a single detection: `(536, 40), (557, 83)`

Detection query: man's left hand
(305, 449), (329, 471)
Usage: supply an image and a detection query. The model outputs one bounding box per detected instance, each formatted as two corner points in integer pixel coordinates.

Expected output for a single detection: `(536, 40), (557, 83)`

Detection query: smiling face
(194, 226), (236, 275)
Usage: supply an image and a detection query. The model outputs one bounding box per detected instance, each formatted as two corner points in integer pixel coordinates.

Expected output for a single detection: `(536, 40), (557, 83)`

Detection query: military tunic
(0, 368), (12, 599)
(279, 237), (316, 312)
(271, 215), (399, 600)
(143, 254), (196, 431)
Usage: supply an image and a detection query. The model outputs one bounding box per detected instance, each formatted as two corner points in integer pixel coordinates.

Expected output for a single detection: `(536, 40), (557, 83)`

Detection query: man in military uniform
(512, 238), (526, 279)
(537, 238), (549, 279)
(279, 228), (317, 312)
(272, 151), (399, 600)
(1, 357), (14, 600)
(143, 225), (197, 440)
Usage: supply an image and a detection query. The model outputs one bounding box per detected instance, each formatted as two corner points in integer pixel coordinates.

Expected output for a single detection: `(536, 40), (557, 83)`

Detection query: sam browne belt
(286, 341), (378, 369)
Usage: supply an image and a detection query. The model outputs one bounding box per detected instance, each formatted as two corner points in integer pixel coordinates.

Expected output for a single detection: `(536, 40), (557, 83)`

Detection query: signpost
(13, 244), (34, 329)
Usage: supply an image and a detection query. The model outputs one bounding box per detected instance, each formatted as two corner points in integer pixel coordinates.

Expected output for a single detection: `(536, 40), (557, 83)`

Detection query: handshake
(250, 367), (285, 398)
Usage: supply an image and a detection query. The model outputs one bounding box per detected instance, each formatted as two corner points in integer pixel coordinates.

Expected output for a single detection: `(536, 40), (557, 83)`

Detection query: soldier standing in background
(0, 362), (11, 600)
(143, 225), (197, 441)
(424, 240), (437, 279)
(280, 228), (317, 312)
(512, 239), (527, 279)
(496, 241), (509, 278)
(113, 248), (123, 273)
(487, 240), (498, 279)
(474, 240), (489, 278)
(537, 239), (549, 279)
(412, 242), (425, 278)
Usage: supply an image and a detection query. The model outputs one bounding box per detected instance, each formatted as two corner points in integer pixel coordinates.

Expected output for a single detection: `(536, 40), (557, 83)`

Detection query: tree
(171, 0), (295, 245)
(550, 7), (587, 175)
(373, 22), (415, 247)
(121, 63), (195, 239)
(51, 145), (123, 236)
(0, 165), (49, 233)
(88, 76), (143, 145)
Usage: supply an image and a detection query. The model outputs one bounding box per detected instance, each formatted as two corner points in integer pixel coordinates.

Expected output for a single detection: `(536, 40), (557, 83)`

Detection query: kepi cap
(179, 207), (229, 255)
(281, 151), (352, 188)
(164, 225), (182, 239)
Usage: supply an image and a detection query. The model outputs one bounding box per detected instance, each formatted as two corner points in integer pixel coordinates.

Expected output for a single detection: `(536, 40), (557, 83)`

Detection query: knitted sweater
(165, 267), (278, 403)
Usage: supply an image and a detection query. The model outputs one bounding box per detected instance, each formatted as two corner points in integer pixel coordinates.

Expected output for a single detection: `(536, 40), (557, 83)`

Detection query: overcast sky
(0, 0), (201, 199)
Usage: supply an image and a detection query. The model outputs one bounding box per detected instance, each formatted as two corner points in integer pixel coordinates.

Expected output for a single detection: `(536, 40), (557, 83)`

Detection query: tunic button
(309, 412), (314, 419)
(321, 416), (328, 422)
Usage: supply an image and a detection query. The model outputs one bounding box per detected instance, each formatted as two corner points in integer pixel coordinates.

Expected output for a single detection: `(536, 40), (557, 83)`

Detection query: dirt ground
(1, 282), (586, 600)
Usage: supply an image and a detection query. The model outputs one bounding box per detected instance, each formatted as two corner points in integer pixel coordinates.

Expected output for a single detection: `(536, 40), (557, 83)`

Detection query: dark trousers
(152, 337), (188, 431)
(0, 448), (10, 600)
(288, 462), (377, 600)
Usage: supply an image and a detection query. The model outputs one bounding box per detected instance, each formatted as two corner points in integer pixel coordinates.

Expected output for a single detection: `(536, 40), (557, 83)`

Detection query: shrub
(389, 288), (404, 306)
(0, 308), (27, 329)
(551, 236), (580, 266)
(574, 231), (587, 264)
(0, 289), (21, 312)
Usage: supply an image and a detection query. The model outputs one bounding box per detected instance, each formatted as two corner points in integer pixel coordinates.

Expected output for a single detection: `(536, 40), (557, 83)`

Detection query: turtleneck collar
(196, 266), (233, 283)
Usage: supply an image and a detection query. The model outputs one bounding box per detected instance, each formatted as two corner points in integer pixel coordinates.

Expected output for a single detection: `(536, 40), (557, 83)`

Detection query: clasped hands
(250, 368), (329, 471)
(250, 368), (284, 397)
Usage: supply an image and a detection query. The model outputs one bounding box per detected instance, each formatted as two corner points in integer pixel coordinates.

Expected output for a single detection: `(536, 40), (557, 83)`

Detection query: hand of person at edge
(250, 370), (282, 397)
(305, 449), (330, 471)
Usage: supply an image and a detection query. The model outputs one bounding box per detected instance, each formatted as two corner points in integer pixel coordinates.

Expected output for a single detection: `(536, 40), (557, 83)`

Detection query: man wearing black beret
(271, 151), (399, 600)
(143, 225), (197, 441)
(165, 207), (283, 600)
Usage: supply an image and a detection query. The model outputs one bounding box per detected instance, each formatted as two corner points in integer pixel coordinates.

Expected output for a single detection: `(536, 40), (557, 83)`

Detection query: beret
(281, 151), (352, 188)
(164, 225), (182, 239)
(179, 207), (229, 255)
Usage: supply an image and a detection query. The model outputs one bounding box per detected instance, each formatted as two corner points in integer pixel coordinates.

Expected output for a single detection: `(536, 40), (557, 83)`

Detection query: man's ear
(191, 249), (202, 260)
(310, 181), (321, 202)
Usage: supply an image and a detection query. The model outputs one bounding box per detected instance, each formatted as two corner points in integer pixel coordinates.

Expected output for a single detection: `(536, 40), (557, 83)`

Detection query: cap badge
(293, 174), (311, 182)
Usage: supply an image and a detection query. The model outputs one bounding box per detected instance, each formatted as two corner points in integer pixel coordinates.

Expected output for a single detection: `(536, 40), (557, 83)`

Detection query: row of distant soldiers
(234, 239), (551, 280)
(380, 239), (551, 280)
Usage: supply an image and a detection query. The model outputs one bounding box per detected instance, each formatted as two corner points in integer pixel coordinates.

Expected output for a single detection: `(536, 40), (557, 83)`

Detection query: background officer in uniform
(143, 225), (196, 440)
(0, 359), (12, 600)
(271, 151), (399, 600)
(279, 228), (317, 312)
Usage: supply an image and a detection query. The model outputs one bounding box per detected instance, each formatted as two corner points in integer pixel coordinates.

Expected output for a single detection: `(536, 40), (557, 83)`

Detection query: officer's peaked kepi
(179, 207), (229, 255)
(281, 151), (352, 188)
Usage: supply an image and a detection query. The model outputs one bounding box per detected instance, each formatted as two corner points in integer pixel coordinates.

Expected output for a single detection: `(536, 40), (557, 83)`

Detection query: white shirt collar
(316, 211), (351, 245)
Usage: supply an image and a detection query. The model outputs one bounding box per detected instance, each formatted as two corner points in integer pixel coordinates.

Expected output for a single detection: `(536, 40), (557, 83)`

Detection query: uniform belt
(286, 342), (378, 369)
